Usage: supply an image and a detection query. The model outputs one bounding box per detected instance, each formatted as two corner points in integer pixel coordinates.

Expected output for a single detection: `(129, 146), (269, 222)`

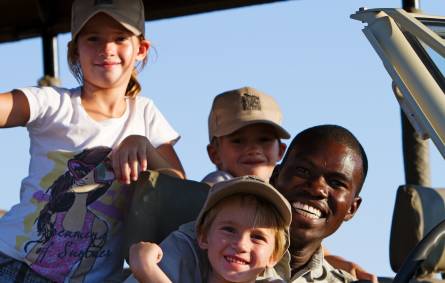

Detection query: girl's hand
(129, 242), (167, 282)
(112, 135), (153, 184)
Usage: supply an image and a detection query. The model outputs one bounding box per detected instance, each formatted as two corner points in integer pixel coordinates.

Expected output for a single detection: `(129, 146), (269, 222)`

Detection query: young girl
(0, 0), (184, 281)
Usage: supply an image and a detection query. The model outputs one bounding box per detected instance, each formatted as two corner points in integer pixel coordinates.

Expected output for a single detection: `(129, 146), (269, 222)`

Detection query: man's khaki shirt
(269, 247), (357, 283)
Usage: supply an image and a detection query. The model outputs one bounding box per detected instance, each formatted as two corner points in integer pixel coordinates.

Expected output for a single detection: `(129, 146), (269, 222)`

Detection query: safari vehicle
(351, 6), (445, 282)
(1, 0), (445, 282)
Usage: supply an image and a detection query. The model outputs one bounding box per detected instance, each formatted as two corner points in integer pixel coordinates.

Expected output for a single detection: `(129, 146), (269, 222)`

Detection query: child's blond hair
(197, 193), (288, 261)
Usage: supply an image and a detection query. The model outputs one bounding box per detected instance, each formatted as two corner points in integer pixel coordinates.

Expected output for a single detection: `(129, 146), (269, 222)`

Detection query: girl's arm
(156, 142), (185, 178)
(129, 242), (172, 283)
(0, 90), (30, 128)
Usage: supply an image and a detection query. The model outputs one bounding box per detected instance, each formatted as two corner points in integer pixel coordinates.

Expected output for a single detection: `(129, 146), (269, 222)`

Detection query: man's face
(272, 138), (362, 249)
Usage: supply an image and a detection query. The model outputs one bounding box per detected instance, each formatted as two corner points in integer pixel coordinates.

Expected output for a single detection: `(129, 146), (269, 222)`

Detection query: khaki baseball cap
(208, 87), (290, 142)
(195, 175), (292, 234)
(71, 0), (145, 39)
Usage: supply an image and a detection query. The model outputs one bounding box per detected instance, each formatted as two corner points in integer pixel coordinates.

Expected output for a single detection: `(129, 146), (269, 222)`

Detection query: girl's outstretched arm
(128, 242), (172, 283)
(0, 90), (30, 128)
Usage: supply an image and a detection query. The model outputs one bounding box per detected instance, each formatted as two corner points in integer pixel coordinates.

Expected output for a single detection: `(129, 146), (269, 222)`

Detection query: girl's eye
(87, 36), (99, 42)
(116, 36), (128, 43)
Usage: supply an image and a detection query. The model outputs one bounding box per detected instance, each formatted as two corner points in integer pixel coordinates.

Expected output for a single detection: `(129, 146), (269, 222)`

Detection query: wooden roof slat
(0, 0), (286, 43)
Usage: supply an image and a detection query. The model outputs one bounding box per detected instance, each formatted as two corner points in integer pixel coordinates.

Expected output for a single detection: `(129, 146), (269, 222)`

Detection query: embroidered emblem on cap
(241, 93), (261, 111)
(95, 0), (113, 5)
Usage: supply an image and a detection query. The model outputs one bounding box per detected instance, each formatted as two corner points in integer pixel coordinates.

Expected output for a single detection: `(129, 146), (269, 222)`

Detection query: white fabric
(0, 86), (179, 283)
(201, 170), (233, 185)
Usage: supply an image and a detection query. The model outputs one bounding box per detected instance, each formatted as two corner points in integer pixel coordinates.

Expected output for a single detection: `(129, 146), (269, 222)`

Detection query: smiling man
(270, 124), (368, 282)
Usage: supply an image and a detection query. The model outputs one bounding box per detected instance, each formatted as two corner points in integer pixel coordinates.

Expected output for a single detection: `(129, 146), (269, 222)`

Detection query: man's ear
(197, 232), (209, 250)
(344, 196), (362, 221)
(207, 144), (221, 167)
(270, 164), (281, 187)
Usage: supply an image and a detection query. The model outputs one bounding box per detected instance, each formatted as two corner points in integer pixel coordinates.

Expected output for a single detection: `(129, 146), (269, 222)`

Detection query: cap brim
(213, 119), (291, 141)
(72, 10), (142, 39)
(196, 179), (291, 231)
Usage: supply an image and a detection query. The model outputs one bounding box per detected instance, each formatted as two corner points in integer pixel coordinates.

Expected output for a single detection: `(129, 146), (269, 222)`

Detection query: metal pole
(38, 0), (60, 86)
(402, 0), (420, 12)
(42, 33), (59, 79)
(400, 0), (430, 186)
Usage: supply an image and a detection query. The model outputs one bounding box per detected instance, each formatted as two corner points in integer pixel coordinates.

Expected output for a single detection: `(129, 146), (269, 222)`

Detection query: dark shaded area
(0, 0), (287, 43)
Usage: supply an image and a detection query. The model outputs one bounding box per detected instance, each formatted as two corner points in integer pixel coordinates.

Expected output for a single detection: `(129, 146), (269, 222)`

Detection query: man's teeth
(225, 256), (248, 265)
(292, 202), (322, 219)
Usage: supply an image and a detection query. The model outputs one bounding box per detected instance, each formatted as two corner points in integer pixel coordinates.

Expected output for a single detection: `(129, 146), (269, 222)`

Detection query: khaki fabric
(123, 170), (209, 259)
(390, 185), (445, 275)
(208, 86), (290, 141)
(271, 248), (356, 283)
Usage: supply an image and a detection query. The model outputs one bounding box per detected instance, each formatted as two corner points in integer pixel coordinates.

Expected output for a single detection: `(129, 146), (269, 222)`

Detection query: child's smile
(292, 201), (323, 220)
(199, 197), (277, 283)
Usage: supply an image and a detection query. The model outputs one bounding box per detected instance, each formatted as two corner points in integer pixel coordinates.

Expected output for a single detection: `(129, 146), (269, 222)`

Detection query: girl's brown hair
(67, 35), (148, 98)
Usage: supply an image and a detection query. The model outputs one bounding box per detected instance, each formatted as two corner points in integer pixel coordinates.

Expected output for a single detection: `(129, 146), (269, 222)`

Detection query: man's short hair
(283, 124), (368, 193)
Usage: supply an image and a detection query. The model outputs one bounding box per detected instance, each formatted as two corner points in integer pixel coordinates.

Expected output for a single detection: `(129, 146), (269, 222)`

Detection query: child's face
(76, 13), (149, 90)
(272, 138), (362, 250)
(207, 124), (286, 181)
(198, 198), (278, 282)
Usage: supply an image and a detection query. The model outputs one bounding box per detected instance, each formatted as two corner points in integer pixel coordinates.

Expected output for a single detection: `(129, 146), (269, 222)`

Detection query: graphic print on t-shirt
(22, 146), (121, 283)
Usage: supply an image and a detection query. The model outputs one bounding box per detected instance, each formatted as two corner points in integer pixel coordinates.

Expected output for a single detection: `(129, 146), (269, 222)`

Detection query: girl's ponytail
(126, 34), (148, 98)
(125, 68), (141, 98)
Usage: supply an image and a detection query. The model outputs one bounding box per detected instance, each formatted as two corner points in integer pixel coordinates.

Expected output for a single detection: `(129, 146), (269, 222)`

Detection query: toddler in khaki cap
(203, 86), (290, 184)
(127, 175), (291, 283)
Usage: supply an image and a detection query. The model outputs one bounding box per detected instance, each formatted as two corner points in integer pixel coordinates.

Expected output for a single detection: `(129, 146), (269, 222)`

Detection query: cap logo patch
(95, 0), (113, 5)
(241, 93), (261, 111)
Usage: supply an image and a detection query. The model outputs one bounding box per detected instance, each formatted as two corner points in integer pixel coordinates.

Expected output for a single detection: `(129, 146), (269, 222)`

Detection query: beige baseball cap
(208, 86), (290, 142)
(71, 0), (145, 39)
(195, 175), (292, 233)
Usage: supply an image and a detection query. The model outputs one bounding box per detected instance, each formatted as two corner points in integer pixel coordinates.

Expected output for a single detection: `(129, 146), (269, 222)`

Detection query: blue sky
(1, 0), (445, 278)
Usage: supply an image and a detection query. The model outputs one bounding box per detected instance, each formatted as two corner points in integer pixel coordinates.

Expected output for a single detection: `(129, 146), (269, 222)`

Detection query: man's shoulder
(323, 259), (357, 283)
(279, 248), (356, 283)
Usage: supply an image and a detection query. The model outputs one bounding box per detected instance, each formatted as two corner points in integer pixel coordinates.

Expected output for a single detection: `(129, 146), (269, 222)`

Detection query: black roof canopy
(0, 0), (284, 44)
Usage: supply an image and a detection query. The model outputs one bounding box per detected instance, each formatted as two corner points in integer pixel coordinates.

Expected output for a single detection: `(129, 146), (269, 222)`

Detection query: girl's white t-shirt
(0, 86), (179, 283)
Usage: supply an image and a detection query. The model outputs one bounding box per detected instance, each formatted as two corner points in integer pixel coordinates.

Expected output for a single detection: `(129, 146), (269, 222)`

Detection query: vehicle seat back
(123, 170), (210, 259)
(390, 185), (445, 276)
